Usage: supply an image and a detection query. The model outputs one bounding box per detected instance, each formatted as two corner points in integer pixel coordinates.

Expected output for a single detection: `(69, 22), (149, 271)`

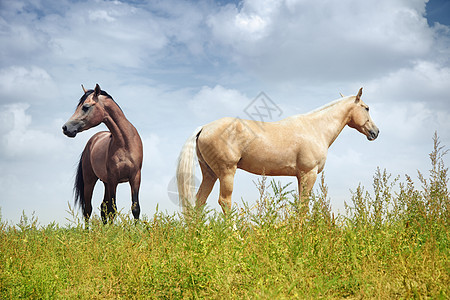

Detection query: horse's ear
(339, 92), (345, 98)
(94, 84), (101, 98)
(81, 84), (87, 94)
(355, 87), (363, 103)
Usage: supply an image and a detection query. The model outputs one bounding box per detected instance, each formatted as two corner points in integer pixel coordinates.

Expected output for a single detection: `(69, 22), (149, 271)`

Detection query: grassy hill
(1, 135), (448, 299)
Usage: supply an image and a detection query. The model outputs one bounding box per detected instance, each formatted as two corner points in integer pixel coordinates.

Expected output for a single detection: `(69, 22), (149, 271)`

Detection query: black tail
(74, 153), (85, 215)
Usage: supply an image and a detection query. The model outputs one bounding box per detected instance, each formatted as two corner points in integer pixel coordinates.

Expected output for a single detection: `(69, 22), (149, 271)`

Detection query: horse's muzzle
(62, 124), (78, 138)
(367, 128), (379, 141)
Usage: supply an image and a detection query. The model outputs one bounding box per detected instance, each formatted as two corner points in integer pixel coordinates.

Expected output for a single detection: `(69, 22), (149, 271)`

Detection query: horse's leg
(83, 178), (97, 223)
(101, 182), (118, 224)
(297, 167), (318, 205)
(196, 160), (218, 208)
(109, 183), (118, 222)
(101, 182), (110, 224)
(217, 166), (237, 214)
(129, 171), (141, 220)
(82, 158), (98, 225)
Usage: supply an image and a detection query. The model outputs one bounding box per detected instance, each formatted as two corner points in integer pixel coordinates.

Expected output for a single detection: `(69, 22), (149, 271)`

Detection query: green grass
(1, 134), (449, 299)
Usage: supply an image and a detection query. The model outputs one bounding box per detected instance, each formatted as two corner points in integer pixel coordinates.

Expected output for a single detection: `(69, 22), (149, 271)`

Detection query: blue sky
(1, 0), (449, 225)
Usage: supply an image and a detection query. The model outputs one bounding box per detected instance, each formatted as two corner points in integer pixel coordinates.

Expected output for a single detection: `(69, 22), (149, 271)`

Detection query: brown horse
(62, 84), (143, 224)
(177, 88), (379, 213)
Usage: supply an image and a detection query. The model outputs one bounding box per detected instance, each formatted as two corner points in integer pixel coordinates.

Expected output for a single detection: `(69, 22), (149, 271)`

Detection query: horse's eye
(82, 104), (89, 112)
(365, 107), (369, 112)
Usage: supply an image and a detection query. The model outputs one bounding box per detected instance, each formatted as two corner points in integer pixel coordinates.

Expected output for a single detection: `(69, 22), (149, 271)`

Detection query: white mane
(308, 96), (353, 115)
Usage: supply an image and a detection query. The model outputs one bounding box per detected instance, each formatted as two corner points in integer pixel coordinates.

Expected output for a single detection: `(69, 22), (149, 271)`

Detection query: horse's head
(62, 84), (106, 138)
(347, 88), (379, 141)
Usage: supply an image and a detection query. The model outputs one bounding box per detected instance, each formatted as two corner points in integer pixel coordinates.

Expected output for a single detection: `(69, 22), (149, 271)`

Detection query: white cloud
(207, 0), (280, 43)
(207, 0), (437, 82)
(47, 4), (168, 68)
(142, 133), (165, 170)
(0, 103), (65, 160)
(0, 0), (209, 72)
(366, 61), (450, 109)
(0, 66), (57, 104)
(189, 85), (251, 122)
(88, 10), (116, 23)
(376, 102), (435, 140)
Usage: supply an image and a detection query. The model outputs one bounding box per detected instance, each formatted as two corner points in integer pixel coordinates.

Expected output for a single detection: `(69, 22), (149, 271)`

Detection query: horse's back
(197, 117), (324, 176)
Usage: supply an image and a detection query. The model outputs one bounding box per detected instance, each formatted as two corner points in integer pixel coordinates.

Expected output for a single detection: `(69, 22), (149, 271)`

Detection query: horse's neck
(102, 99), (137, 148)
(306, 99), (352, 147)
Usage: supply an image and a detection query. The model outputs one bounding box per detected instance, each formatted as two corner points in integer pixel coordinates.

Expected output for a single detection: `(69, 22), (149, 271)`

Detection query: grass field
(1, 134), (449, 299)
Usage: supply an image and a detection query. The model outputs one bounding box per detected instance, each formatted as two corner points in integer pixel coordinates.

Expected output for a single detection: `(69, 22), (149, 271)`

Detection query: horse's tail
(176, 126), (202, 212)
(74, 153), (85, 215)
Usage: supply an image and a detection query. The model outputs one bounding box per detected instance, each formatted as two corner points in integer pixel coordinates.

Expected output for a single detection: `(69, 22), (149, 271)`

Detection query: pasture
(1, 135), (448, 299)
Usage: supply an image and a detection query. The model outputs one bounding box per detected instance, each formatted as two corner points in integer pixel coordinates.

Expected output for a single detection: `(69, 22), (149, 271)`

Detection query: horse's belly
(238, 154), (297, 176)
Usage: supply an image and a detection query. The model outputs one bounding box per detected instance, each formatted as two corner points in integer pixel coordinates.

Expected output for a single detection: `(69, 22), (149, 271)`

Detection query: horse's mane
(77, 89), (123, 112)
(307, 96), (352, 115)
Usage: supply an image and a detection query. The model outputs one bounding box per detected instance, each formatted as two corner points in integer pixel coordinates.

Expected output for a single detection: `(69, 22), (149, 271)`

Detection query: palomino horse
(62, 84), (143, 223)
(177, 88), (379, 213)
